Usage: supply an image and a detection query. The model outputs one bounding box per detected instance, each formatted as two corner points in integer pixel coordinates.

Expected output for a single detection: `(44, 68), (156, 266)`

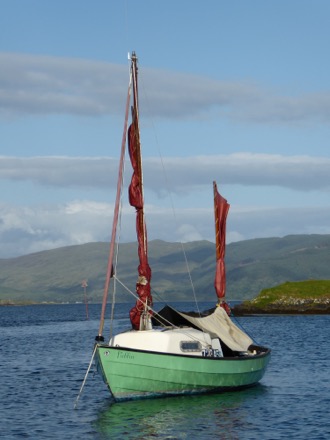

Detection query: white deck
(109, 327), (223, 357)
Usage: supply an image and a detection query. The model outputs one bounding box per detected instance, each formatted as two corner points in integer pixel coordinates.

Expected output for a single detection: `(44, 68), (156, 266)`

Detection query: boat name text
(117, 351), (135, 360)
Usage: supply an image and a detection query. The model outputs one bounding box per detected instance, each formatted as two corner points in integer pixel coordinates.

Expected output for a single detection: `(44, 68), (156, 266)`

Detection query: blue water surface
(0, 303), (329, 439)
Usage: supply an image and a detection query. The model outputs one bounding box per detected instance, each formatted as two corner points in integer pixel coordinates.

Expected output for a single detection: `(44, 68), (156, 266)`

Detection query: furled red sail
(213, 181), (231, 315)
(128, 53), (152, 330)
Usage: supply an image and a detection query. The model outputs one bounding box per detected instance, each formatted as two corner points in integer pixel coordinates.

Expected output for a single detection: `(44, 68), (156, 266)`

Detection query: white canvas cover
(177, 306), (253, 352)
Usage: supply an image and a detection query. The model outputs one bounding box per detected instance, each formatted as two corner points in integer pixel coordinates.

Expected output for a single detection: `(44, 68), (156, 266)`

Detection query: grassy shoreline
(232, 280), (330, 315)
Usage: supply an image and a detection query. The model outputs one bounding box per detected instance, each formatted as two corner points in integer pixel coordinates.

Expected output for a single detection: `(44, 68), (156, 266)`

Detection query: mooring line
(73, 344), (97, 409)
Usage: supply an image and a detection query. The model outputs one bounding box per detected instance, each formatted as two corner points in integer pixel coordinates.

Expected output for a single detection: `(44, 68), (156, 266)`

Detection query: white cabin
(109, 327), (224, 357)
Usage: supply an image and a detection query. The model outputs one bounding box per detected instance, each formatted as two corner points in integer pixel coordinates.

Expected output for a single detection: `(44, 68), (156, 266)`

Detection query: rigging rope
(73, 344), (97, 409)
(109, 191), (125, 340)
(139, 76), (202, 317)
(96, 72), (132, 340)
(113, 275), (210, 345)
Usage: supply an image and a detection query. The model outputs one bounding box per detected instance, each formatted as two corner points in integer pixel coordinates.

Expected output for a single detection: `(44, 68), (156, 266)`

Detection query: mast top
(131, 51), (138, 66)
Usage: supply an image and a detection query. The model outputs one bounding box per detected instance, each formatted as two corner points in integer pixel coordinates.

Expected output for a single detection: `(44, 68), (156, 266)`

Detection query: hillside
(0, 234), (330, 304)
(233, 280), (330, 314)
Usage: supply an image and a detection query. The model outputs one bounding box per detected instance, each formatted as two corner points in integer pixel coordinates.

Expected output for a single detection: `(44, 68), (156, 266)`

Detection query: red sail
(213, 181), (231, 315)
(128, 115), (143, 209)
(128, 54), (152, 330)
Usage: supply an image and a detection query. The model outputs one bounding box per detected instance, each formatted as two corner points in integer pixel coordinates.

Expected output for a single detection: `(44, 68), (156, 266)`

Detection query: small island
(232, 280), (330, 315)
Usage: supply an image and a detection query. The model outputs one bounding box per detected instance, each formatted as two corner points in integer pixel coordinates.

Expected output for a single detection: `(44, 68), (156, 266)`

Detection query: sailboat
(94, 53), (271, 401)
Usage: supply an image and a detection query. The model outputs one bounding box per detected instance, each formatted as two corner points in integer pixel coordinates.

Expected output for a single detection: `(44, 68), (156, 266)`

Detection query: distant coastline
(0, 300), (47, 306)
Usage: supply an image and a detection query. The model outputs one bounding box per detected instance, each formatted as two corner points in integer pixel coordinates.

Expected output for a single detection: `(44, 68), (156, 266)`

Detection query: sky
(1, 0), (330, 258)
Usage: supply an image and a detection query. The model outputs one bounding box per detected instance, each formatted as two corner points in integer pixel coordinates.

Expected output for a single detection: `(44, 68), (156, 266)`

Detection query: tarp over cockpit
(152, 305), (253, 352)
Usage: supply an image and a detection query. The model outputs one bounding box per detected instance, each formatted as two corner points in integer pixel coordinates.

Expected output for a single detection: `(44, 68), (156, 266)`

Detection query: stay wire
(108, 59), (132, 339)
(113, 275), (209, 346)
(139, 74), (202, 318)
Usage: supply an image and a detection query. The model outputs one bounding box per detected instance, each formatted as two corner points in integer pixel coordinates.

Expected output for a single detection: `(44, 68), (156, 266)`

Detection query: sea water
(0, 303), (329, 439)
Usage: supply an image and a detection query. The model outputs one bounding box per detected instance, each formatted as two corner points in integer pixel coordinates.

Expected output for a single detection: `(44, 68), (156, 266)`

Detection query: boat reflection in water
(94, 386), (268, 438)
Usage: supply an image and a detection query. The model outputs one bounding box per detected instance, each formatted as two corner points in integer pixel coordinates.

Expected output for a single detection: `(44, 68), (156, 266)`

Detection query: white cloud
(0, 52), (127, 117)
(0, 154), (329, 193)
(0, 156), (119, 188)
(0, 200), (112, 257)
(175, 224), (204, 242)
(0, 200), (329, 258)
(2, 52), (330, 125)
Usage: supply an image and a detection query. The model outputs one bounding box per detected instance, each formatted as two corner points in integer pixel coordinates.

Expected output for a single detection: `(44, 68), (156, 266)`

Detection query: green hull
(95, 345), (271, 401)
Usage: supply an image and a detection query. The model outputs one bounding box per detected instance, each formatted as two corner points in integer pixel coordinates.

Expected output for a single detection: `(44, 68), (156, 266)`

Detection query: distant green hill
(0, 234), (329, 304)
(233, 280), (330, 314)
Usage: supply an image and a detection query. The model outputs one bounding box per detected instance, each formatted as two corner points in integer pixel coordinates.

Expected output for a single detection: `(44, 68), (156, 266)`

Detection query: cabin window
(180, 341), (202, 352)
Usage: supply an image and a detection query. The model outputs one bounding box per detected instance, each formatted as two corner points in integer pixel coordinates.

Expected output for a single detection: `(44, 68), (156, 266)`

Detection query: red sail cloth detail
(128, 122), (143, 209)
(128, 117), (152, 329)
(129, 231), (153, 329)
(214, 185), (230, 312)
(214, 259), (226, 300)
(220, 302), (231, 315)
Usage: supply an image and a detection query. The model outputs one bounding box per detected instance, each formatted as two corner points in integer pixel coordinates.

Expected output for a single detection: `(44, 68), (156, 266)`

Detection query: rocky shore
(232, 298), (330, 315)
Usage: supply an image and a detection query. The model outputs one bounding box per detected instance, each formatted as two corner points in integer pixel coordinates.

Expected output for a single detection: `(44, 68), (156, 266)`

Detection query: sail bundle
(128, 53), (153, 330)
(213, 181), (231, 315)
